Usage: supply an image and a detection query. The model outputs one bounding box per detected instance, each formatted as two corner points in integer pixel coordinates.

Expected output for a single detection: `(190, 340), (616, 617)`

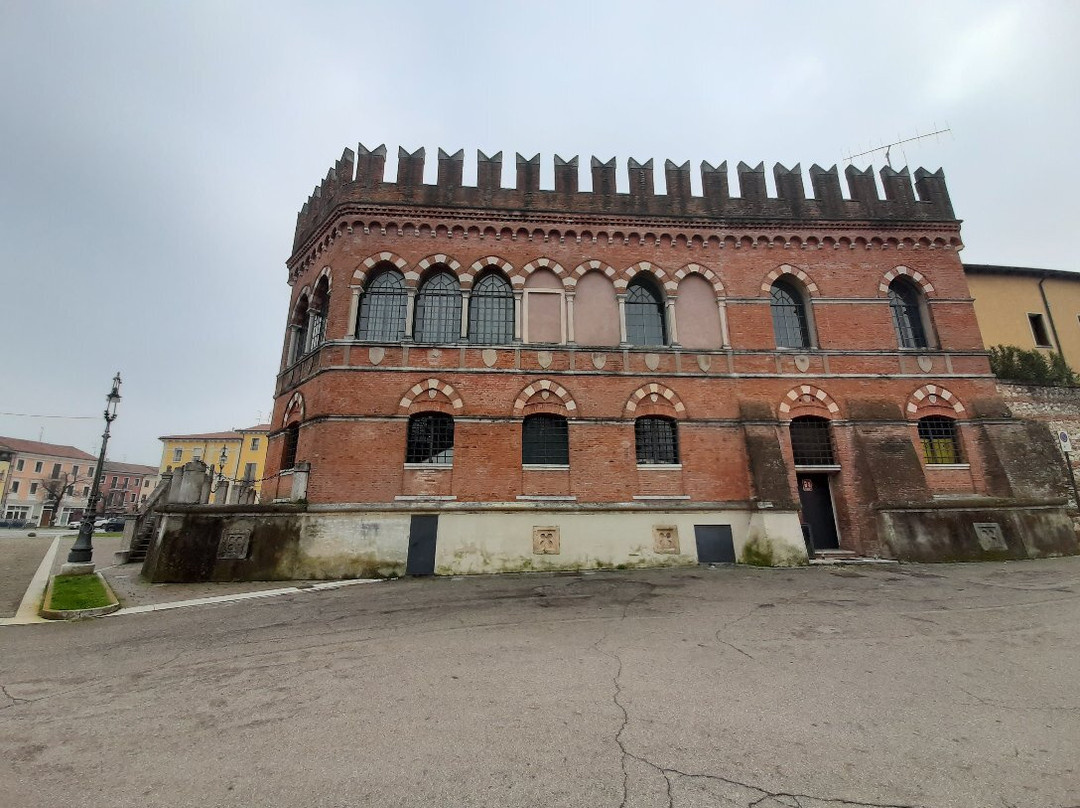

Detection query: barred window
(790, 416), (835, 465)
(414, 270), (461, 344)
(406, 413), (455, 465)
(281, 423), (299, 470)
(357, 270), (407, 342)
(770, 279), (811, 349)
(468, 272), (514, 344)
(889, 278), (928, 349)
(308, 276), (330, 352)
(290, 295), (310, 363)
(625, 276), (667, 346)
(635, 417), (679, 464)
(522, 414), (569, 465)
(918, 416), (961, 464)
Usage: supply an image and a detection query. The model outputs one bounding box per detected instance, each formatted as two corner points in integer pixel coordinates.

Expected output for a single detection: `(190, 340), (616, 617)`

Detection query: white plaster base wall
(298, 511), (411, 576)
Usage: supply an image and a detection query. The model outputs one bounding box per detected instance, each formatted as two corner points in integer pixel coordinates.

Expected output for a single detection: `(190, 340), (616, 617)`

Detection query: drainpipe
(1038, 274), (1063, 354)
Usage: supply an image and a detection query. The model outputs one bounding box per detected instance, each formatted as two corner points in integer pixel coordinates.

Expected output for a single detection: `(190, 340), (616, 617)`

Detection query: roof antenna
(844, 126), (951, 168)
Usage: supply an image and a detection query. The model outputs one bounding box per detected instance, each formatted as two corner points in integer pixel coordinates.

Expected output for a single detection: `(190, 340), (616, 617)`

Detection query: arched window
(468, 272), (514, 344)
(770, 279), (812, 349)
(522, 414), (569, 465)
(888, 278), (929, 349)
(357, 270), (407, 342)
(290, 295), (310, 364)
(405, 412), (455, 465)
(635, 416), (679, 464)
(918, 416), (961, 464)
(414, 270), (461, 344)
(625, 276), (667, 346)
(281, 423), (300, 470)
(308, 276), (330, 352)
(789, 416), (835, 465)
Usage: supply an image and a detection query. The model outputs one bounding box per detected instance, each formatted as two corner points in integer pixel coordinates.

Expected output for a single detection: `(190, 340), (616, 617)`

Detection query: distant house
(965, 264), (1080, 369)
(0, 437), (97, 526)
(101, 461), (160, 515)
(158, 424), (271, 500)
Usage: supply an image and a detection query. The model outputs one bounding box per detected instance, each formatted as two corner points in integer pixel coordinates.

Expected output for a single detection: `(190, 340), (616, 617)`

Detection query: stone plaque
(794, 354), (810, 372)
(644, 353), (660, 370)
(368, 346), (385, 366)
(482, 349), (497, 367)
(917, 355), (933, 373)
(592, 353), (606, 370)
(218, 528), (251, 560)
(537, 350), (553, 369)
(697, 354), (712, 372)
(533, 526), (560, 554)
(653, 525), (679, 554)
(973, 522), (1007, 551)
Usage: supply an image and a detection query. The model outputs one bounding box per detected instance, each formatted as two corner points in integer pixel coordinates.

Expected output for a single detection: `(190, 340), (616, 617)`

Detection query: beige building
(0, 437), (97, 526)
(965, 264), (1080, 370)
(158, 424), (271, 500)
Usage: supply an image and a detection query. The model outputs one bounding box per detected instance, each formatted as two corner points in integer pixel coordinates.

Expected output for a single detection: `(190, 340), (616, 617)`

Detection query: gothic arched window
(468, 272), (514, 344)
(357, 270), (407, 342)
(770, 278), (812, 349)
(414, 270), (461, 344)
(888, 277), (930, 349)
(626, 276), (667, 346)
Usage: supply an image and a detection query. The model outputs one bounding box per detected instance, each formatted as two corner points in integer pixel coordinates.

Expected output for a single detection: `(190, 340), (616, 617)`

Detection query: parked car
(97, 517), (125, 532)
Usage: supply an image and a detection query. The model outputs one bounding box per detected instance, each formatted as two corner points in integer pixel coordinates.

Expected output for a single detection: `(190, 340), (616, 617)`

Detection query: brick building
(152, 145), (1078, 580)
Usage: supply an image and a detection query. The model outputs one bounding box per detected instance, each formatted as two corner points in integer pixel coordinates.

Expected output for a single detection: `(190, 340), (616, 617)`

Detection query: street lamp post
(66, 373), (121, 571)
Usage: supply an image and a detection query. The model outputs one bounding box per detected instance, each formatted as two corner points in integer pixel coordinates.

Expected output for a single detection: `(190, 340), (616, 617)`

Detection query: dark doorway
(797, 473), (839, 550)
(694, 525), (736, 563)
(406, 515), (438, 575)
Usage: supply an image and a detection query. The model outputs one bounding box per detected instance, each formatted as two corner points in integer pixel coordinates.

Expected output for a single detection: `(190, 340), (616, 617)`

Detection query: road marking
(0, 537), (62, 626)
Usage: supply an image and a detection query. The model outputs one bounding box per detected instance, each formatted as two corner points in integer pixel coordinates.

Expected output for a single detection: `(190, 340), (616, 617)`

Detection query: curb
(40, 572), (122, 621)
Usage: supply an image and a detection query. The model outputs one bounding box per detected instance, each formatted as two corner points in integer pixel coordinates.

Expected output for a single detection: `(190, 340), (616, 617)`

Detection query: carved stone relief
(653, 525), (679, 554)
(533, 526), (561, 554)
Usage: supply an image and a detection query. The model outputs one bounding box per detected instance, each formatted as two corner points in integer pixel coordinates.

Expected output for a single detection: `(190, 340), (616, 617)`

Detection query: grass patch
(49, 574), (113, 610)
(96, 531), (123, 537)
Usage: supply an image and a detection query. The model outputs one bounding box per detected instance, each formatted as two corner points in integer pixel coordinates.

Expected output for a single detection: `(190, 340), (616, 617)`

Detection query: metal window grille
(635, 417), (679, 464)
(414, 271), (462, 344)
(770, 281), (810, 348)
(468, 273), (514, 344)
(281, 423), (299, 470)
(357, 271), (407, 342)
(522, 415), (569, 465)
(790, 417), (835, 465)
(291, 296), (310, 362)
(406, 413), (455, 465)
(918, 416), (961, 464)
(625, 280), (667, 346)
(888, 280), (928, 348)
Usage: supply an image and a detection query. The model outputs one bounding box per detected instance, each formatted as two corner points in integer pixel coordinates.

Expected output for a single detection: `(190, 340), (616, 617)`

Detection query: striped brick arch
(399, 378), (465, 414)
(879, 265), (935, 295)
(779, 385), (840, 417)
(513, 380), (577, 416)
(463, 256), (514, 288)
(672, 263), (725, 295)
(519, 257), (567, 288)
(566, 259), (617, 290)
(625, 383), (686, 416)
(761, 264), (819, 295)
(906, 384), (965, 416)
(413, 254), (463, 286)
(283, 392), (305, 425)
(353, 251), (408, 285)
(616, 261), (671, 292)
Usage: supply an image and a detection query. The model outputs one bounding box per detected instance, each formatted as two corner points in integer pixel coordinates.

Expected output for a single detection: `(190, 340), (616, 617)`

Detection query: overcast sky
(1, 0), (1078, 465)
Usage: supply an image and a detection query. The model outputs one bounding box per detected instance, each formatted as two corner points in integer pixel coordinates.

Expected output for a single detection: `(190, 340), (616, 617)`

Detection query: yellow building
(965, 264), (1080, 371)
(158, 424), (271, 500)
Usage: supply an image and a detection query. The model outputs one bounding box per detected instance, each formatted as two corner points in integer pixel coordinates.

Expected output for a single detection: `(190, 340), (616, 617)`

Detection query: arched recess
(416, 254), (464, 286)
(513, 379), (577, 416)
(309, 272), (331, 349)
(288, 292), (310, 364)
(778, 385), (840, 418)
(616, 261), (669, 292)
(572, 269), (620, 347)
(398, 378), (465, 415)
(905, 384), (966, 417)
(879, 265), (935, 296)
(674, 271), (724, 349)
(465, 256), (514, 289)
(624, 383), (686, 417)
(760, 264), (819, 295)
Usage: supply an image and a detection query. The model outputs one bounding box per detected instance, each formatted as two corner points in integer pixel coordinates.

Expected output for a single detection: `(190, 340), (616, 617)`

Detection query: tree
(988, 345), (1078, 387)
(37, 471), (90, 526)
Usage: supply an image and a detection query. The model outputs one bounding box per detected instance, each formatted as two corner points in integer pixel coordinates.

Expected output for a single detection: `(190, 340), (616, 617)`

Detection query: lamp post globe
(66, 372), (122, 568)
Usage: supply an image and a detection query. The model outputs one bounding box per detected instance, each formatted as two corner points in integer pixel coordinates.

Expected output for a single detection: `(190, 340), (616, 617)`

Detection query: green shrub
(988, 345), (1077, 387)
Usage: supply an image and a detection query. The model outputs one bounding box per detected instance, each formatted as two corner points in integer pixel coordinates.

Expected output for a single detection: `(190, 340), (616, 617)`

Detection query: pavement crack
(0, 684), (32, 709)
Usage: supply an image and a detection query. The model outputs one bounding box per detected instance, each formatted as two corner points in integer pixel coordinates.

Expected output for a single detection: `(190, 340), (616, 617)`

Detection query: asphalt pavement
(2, 554), (1079, 807)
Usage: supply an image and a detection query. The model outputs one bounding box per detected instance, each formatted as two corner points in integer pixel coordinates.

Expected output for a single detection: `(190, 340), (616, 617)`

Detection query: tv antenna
(844, 126), (951, 168)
